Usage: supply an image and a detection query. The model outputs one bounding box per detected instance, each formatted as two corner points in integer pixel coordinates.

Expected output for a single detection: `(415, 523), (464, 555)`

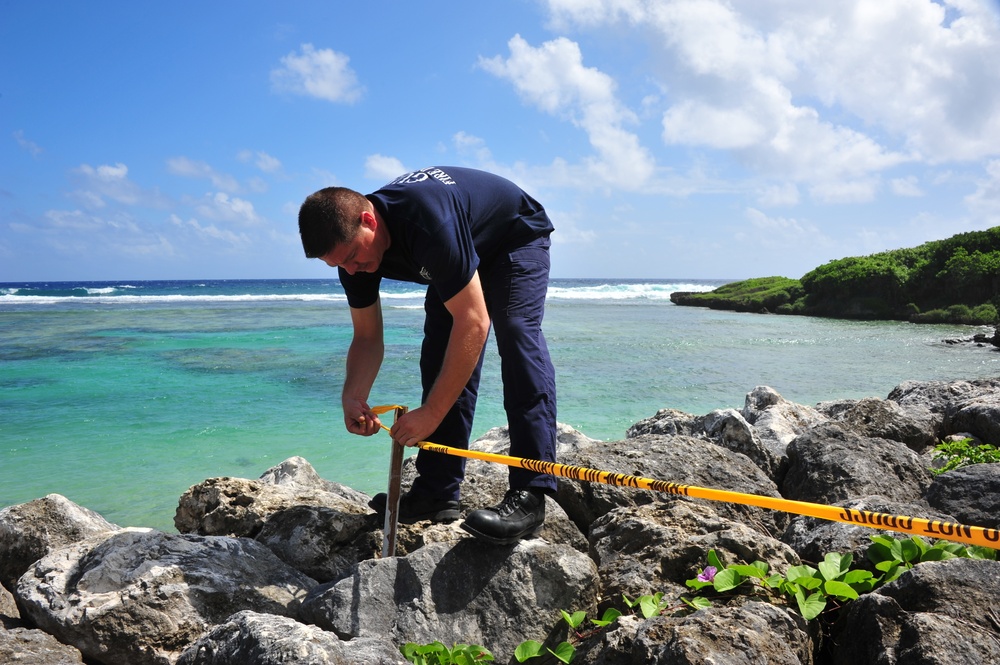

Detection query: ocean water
(2, 278), (998, 531)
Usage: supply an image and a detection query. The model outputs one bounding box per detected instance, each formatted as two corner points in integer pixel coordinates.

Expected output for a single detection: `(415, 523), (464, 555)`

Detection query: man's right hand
(343, 398), (382, 436)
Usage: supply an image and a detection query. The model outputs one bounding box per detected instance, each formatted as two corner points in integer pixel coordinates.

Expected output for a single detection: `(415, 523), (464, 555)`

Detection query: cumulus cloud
(194, 192), (262, 226)
(238, 150), (283, 173)
(891, 176), (925, 197)
(364, 154), (408, 181)
(70, 162), (162, 208)
(480, 34), (656, 188)
(540, 0), (1000, 195)
(13, 130), (43, 157)
(965, 159), (1000, 223)
(170, 214), (251, 248)
(167, 157), (240, 192)
(271, 43), (364, 103)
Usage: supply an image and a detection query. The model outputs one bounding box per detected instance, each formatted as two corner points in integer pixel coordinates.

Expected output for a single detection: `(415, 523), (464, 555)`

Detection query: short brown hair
(298, 187), (369, 258)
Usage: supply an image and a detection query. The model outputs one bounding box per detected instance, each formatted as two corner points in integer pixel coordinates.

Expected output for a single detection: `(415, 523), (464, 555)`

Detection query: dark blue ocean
(2, 278), (997, 530)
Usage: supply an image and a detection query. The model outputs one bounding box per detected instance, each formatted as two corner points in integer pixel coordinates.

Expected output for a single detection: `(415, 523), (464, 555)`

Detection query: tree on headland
(671, 227), (1000, 325)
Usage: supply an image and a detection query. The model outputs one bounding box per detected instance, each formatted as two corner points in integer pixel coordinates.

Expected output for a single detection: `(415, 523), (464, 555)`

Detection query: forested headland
(671, 226), (1000, 325)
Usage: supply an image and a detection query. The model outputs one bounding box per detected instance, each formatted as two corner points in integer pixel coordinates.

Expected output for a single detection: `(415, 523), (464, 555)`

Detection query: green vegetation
(670, 226), (1000, 324)
(931, 438), (1000, 475)
(401, 536), (997, 663)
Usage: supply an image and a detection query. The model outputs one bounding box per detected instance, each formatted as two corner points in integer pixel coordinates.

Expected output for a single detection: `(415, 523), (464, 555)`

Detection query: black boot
(460, 489), (546, 545)
(368, 489), (460, 524)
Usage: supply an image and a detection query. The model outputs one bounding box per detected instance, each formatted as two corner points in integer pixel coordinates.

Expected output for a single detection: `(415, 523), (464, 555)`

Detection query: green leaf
(730, 564), (767, 579)
(920, 548), (956, 562)
(900, 538), (921, 563)
(638, 595), (660, 619)
(685, 578), (714, 591)
(712, 568), (744, 592)
(560, 609), (586, 629)
(764, 574), (784, 588)
(785, 565), (819, 584)
(591, 608), (622, 627)
(823, 580), (859, 600)
(707, 549), (724, 570)
(682, 596), (713, 610)
(842, 570), (874, 584)
(795, 590), (827, 621)
(548, 642), (576, 664)
(514, 640), (544, 662)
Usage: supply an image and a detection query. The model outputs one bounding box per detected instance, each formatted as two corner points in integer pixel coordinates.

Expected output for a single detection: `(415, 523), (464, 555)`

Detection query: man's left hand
(389, 406), (444, 447)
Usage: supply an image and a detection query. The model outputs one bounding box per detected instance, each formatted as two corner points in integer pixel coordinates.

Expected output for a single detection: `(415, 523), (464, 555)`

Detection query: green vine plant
(401, 536), (997, 663)
(400, 641), (494, 664)
(930, 437), (1000, 475)
(684, 537), (997, 621)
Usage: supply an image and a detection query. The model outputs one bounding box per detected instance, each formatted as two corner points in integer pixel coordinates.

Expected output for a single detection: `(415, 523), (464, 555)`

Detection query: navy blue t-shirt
(340, 166), (553, 308)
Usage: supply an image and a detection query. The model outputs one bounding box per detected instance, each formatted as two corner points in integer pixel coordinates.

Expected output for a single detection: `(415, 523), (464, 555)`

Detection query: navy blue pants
(410, 235), (557, 501)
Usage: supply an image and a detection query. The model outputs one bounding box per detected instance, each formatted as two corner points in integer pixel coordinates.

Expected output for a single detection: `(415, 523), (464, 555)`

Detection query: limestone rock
(0, 625), (85, 665)
(16, 529), (316, 665)
(588, 501), (800, 608)
(0, 493), (118, 591)
(832, 558), (1000, 664)
(781, 423), (932, 505)
(556, 433), (788, 537)
(817, 396), (939, 452)
(176, 610), (405, 665)
(925, 462), (1000, 530)
(633, 601), (816, 664)
(174, 456), (370, 538)
(300, 539), (599, 660)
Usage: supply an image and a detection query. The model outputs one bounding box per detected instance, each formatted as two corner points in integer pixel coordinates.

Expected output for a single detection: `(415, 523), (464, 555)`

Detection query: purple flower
(697, 566), (717, 582)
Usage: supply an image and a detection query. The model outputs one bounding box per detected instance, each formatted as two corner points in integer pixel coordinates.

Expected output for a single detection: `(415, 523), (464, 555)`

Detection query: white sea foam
(546, 282), (717, 300)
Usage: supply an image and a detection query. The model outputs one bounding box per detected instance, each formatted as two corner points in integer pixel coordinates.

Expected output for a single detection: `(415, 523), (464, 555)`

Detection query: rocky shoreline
(3, 378), (1000, 664)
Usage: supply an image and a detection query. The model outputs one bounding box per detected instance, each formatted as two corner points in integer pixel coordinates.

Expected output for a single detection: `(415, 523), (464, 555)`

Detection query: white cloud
(167, 157), (240, 192)
(756, 182), (800, 207)
(170, 214), (251, 248)
(271, 43), (364, 104)
(71, 162), (147, 207)
(964, 159), (1000, 223)
(238, 150), (283, 173)
(891, 176), (925, 197)
(194, 192), (262, 226)
(13, 130), (43, 157)
(480, 34), (656, 188)
(364, 154), (408, 181)
(542, 0), (1000, 191)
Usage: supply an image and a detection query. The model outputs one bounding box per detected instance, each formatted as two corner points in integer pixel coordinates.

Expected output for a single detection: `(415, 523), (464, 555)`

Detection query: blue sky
(3, 1), (1000, 281)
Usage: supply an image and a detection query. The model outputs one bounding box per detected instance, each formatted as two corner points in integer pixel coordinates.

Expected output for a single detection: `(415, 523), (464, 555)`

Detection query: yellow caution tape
(369, 405), (999, 550)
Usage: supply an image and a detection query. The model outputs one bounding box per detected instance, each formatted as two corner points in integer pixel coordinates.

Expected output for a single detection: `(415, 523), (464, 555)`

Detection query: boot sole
(459, 520), (542, 545)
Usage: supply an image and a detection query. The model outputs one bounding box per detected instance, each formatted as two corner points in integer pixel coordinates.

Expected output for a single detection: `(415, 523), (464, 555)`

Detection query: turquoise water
(2, 279), (997, 531)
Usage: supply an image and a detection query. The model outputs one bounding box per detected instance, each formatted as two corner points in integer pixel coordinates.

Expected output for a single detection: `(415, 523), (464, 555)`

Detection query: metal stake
(381, 405), (407, 558)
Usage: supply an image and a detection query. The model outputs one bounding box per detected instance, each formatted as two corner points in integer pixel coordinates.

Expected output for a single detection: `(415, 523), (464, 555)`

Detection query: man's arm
(390, 272), (491, 447)
(342, 298), (385, 436)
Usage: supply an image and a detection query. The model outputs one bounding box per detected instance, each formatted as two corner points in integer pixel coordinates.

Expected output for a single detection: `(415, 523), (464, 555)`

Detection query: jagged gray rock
(300, 539), (599, 660)
(0, 493), (119, 592)
(781, 423), (933, 505)
(925, 462), (1000, 530)
(556, 432), (789, 537)
(16, 529), (316, 665)
(174, 456), (371, 538)
(832, 558), (1000, 664)
(588, 501), (800, 607)
(817, 396), (939, 451)
(176, 610), (405, 664)
(4, 378), (999, 664)
(0, 625), (86, 665)
(632, 601), (816, 664)
(782, 495), (959, 565)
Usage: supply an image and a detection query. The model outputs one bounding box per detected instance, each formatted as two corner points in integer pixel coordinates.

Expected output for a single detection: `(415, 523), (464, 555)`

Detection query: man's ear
(360, 209), (377, 231)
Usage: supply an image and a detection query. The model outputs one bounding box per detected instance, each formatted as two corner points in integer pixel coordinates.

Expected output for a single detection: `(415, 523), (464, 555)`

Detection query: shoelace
(494, 490), (530, 517)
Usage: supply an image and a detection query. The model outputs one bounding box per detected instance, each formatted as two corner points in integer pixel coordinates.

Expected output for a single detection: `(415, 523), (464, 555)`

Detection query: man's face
(320, 219), (382, 275)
